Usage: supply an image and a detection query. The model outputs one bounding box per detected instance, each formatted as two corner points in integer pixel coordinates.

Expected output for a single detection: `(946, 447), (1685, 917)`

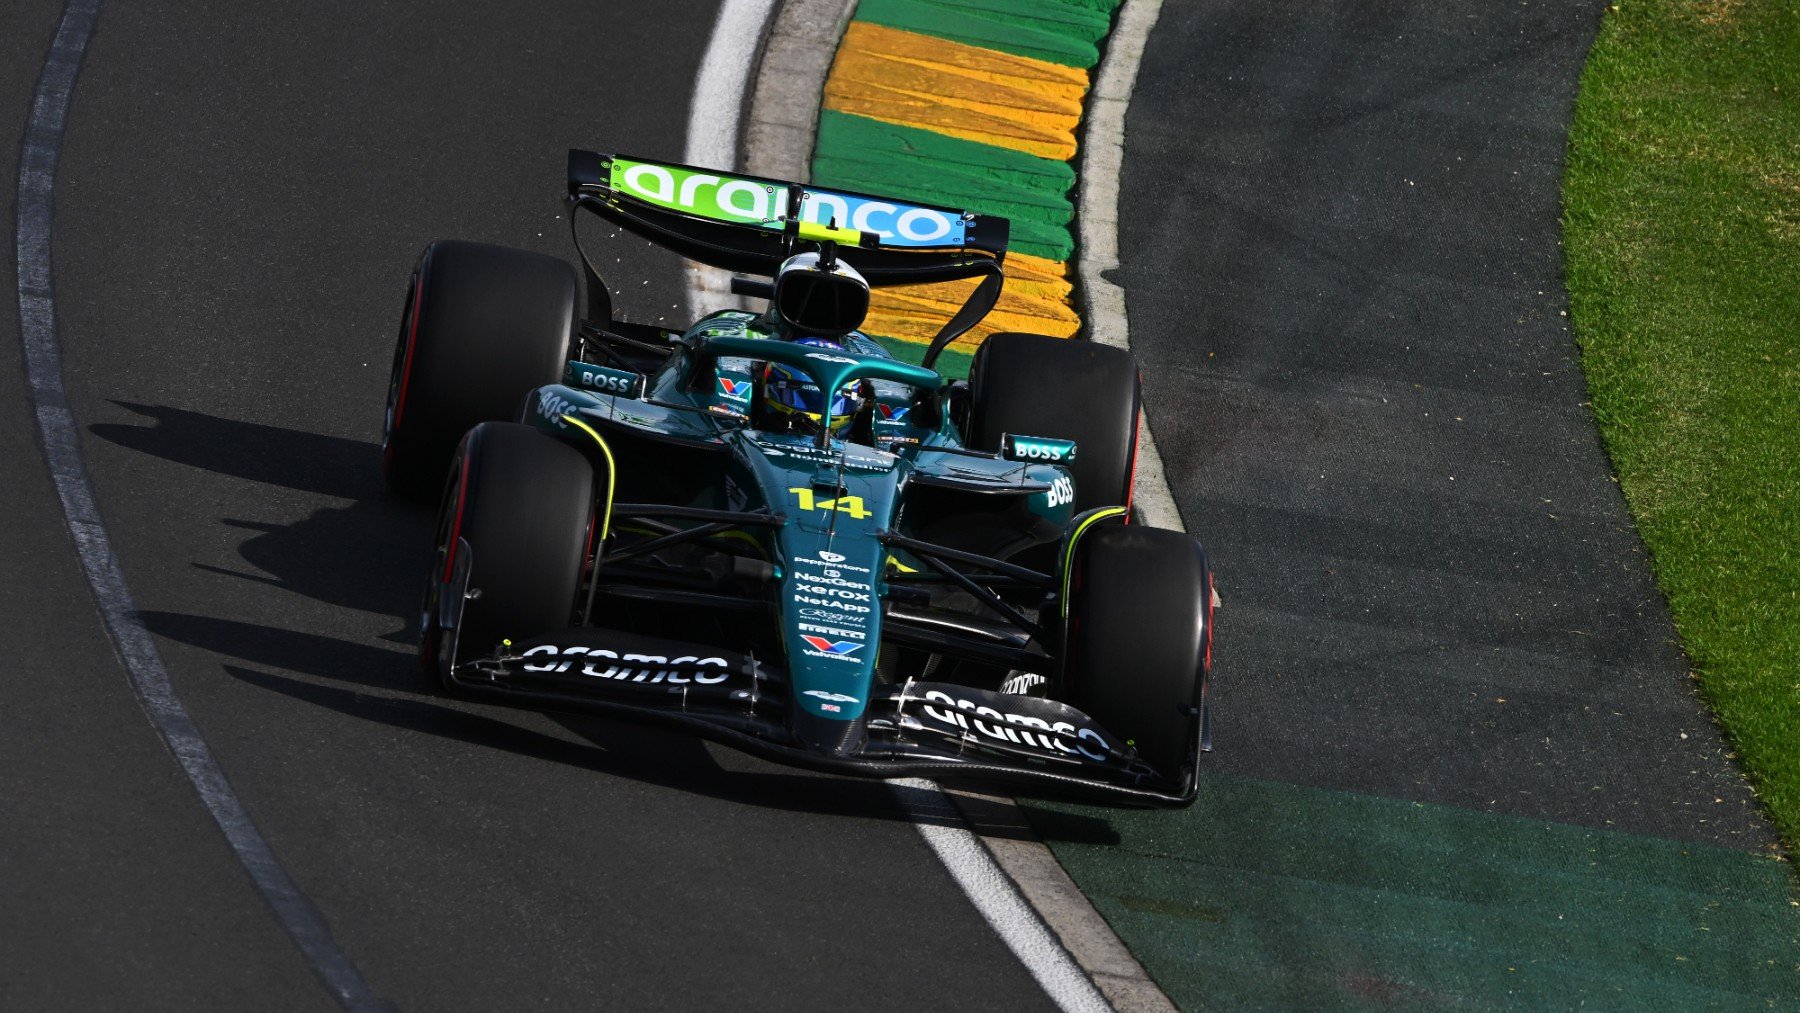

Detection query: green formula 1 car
(379, 149), (1214, 804)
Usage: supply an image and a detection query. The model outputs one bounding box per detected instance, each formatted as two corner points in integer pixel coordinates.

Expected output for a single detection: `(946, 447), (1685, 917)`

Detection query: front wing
(446, 628), (1198, 807)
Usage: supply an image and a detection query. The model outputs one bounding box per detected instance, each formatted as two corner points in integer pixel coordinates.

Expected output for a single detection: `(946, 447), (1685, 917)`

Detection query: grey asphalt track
(4, 0), (1058, 1007)
(1117, 0), (1774, 849)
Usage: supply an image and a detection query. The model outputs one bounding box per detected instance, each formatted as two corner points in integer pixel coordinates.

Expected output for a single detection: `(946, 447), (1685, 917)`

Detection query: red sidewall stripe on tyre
(389, 272), (425, 442)
(442, 436), (474, 584)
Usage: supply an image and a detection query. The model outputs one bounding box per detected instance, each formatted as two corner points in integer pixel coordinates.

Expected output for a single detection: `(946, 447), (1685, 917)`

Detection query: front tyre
(1065, 525), (1212, 780)
(421, 422), (593, 685)
(968, 332), (1140, 514)
(383, 240), (578, 499)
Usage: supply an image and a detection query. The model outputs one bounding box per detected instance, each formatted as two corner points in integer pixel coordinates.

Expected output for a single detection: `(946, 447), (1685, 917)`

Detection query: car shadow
(137, 614), (1118, 844)
(92, 402), (431, 623)
(101, 403), (1117, 843)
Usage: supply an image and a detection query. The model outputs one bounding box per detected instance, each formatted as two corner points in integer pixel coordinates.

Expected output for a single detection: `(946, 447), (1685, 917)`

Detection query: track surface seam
(13, 0), (381, 1007)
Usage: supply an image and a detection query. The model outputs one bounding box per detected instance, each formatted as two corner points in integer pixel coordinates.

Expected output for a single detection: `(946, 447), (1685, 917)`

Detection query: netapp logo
(920, 690), (1110, 762)
(520, 645), (730, 684)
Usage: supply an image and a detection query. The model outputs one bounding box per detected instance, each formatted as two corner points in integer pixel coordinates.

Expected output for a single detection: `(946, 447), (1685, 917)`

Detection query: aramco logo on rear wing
(610, 157), (968, 248)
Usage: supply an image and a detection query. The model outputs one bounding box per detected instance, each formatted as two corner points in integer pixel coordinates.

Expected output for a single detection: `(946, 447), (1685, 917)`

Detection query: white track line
(683, 0), (780, 318)
(889, 780), (1113, 1012)
(13, 0), (383, 1008)
(1079, 0), (1182, 534)
(691, 4), (1117, 1010)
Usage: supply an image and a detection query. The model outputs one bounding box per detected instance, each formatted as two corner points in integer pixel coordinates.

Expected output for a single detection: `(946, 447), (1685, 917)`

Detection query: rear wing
(567, 149), (1009, 369)
(567, 149), (1008, 284)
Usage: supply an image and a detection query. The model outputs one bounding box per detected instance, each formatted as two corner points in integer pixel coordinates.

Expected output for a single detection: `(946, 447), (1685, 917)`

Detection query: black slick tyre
(1065, 525), (1212, 779)
(422, 422), (593, 684)
(383, 240), (578, 499)
(967, 332), (1140, 513)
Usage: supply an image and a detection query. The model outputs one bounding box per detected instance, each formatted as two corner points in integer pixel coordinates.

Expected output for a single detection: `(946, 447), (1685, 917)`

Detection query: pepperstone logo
(609, 157), (968, 249)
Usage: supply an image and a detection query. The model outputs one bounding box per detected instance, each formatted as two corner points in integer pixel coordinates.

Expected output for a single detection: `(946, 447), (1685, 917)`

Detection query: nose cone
(779, 533), (883, 755)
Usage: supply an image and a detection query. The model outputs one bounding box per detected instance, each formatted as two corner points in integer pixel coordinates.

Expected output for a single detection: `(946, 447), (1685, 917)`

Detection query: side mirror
(1000, 433), (1077, 464)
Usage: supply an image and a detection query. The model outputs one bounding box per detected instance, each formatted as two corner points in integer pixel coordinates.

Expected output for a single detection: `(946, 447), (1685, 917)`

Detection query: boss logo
(537, 392), (574, 426)
(1002, 433), (1078, 464)
(579, 369), (642, 395)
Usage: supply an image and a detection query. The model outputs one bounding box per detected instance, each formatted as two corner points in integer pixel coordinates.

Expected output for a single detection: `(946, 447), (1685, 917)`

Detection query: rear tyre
(1065, 525), (1211, 779)
(383, 240), (578, 499)
(421, 422), (593, 684)
(968, 332), (1140, 513)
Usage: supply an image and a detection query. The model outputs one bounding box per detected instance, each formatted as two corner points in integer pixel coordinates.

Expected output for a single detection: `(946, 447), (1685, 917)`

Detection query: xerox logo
(793, 584), (871, 602)
(799, 635), (861, 656)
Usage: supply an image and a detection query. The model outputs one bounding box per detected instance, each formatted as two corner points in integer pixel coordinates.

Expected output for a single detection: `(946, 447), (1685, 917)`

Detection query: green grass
(1563, 0), (1800, 847)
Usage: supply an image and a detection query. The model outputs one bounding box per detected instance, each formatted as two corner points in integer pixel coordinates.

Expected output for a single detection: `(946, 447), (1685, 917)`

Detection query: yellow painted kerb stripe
(824, 21), (1089, 161)
(866, 251), (1080, 350)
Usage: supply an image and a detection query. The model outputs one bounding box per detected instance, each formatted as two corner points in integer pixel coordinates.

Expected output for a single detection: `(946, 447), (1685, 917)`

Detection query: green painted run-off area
(1028, 775), (1800, 1009)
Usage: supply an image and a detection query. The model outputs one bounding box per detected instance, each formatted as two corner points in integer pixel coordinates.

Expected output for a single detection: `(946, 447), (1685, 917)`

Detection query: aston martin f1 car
(379, 149), (1214, 805)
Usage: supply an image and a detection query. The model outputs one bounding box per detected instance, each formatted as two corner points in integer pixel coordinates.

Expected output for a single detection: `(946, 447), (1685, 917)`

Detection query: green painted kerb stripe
(856, 0), (1123, 67)
(813, 110), (1077, 262)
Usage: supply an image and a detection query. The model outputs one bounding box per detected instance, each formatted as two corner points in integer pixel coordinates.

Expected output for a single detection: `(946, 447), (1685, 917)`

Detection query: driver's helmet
(763, 338), (867, 433)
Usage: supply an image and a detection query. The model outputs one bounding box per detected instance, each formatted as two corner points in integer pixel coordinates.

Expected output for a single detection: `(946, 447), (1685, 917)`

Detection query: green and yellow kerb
(810, 0), (1124, 376)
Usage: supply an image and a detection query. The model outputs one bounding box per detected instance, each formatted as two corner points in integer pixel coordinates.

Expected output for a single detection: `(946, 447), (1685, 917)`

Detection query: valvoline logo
(877, 404), (909, 423)
(717, 377), (751, 400)
(800, 636), (862, 656)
